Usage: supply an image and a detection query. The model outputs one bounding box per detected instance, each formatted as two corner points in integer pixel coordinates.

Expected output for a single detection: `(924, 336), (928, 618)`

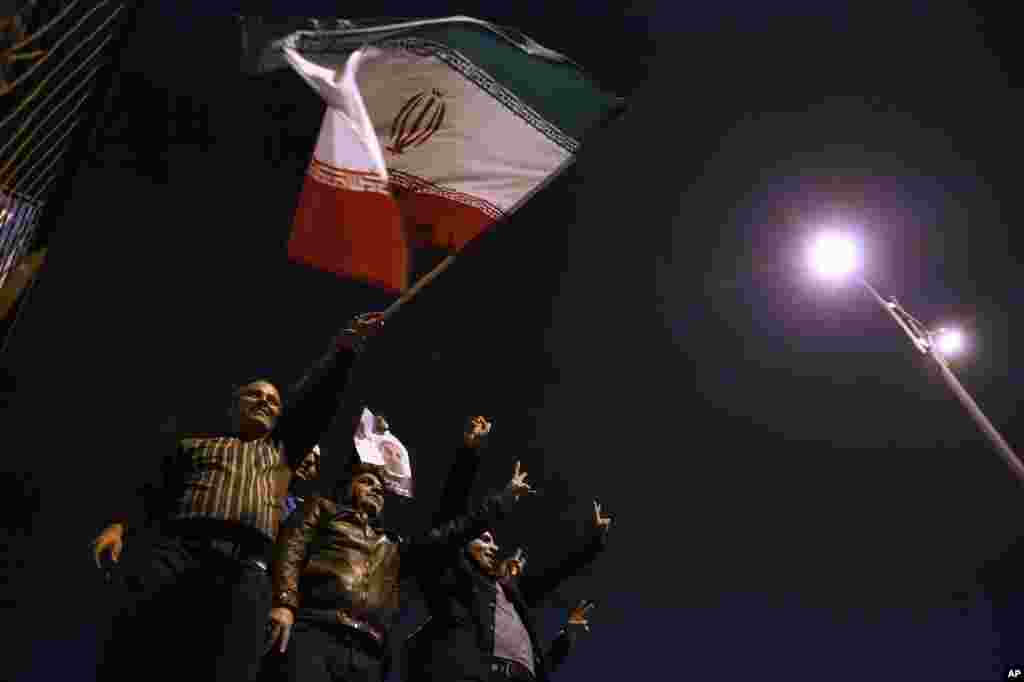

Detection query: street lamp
(808, 230), (859, 279)
(934, 327), (965, 358)
(805, 230), (1024, 481)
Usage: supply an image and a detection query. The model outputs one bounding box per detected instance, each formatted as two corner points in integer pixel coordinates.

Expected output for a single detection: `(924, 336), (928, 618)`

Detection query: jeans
(261, 620), (387, 682)
(96, 531), (271, 682)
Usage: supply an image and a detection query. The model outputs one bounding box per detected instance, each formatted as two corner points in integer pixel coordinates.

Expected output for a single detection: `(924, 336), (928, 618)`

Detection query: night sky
(5, 2), (1024, 680)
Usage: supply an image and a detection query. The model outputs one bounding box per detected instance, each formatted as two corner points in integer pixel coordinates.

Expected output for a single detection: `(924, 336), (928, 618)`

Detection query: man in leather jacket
(263, 422), (531, 682)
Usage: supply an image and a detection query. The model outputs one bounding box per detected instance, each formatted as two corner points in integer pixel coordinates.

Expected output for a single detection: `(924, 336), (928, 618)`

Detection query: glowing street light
(805, 228), (1024, 482)
(933, 327), (965, 358)
(808, 231), (859, 279)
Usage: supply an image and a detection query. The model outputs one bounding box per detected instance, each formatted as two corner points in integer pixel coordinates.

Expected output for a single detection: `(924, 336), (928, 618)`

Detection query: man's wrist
(272, 590), (300, 610)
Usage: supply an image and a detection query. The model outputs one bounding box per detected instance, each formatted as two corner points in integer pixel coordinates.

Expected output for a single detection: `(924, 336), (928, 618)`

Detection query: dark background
(4, 2), (1024, 680)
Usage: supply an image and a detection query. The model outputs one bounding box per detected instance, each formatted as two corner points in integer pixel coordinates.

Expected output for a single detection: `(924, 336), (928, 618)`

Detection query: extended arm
(545, 600), (597, 673)
(431, 416), (491, 527)
(519, 500), (612, 607)
(275, 313), (382, 468)
(405, 460), (533, 572)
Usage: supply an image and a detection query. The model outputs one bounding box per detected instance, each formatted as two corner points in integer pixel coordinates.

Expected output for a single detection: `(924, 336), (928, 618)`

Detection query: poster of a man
(378, 438), (410, 478)
(354, 407), (413, 497)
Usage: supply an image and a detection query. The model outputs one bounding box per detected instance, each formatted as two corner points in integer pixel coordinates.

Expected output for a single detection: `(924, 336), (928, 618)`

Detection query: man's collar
(334, 503), (383, 528)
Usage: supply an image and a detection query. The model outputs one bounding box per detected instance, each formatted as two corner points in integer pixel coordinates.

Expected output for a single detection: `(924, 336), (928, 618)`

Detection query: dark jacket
(271, 485), (514, 652)
(402, 589), (580, 682)
(413, 531), (607, 682)
(409, 441), (608, 681)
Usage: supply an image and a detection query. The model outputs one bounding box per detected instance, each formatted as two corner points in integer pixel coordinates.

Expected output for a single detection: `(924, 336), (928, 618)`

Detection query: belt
(180, 536), (269, 571)
(298, 608), (386, 645)
(489, 658), (535, 681)
(170, 525), (270, 571)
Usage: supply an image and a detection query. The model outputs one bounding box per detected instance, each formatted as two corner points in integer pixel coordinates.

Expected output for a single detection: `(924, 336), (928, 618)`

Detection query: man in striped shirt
(91, 312), (382, 682)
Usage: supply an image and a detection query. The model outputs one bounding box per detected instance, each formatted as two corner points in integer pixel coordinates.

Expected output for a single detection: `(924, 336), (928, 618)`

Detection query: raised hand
(91, 523), (125, 569)
(502, 547), (527, 578)
(566, 599), (597, 633)
(592, 499), (612, 533)
(337, 312), (385, 350)
(463, 415), (492, 449)
(505, 461), (534, 501)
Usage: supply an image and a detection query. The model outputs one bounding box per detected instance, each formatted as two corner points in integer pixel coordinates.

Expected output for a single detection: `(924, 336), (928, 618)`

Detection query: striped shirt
(165, 434), (290, 541)
(121, 336), (360, 541)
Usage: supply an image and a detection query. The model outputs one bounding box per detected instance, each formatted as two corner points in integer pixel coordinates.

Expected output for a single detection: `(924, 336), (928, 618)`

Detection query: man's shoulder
(177, 433), (234, 448)
(308, 495), (337, 513)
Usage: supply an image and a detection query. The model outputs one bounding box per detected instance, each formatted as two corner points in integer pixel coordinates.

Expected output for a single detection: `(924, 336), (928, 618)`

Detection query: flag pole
(381, 253), (457, 320)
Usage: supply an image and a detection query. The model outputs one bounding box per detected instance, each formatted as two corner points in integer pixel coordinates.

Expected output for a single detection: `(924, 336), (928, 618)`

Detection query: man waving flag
(251, 16), (624, 293)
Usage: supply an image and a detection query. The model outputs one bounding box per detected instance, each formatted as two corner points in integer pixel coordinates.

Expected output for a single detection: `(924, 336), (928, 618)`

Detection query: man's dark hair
(330, 458), (386, 505)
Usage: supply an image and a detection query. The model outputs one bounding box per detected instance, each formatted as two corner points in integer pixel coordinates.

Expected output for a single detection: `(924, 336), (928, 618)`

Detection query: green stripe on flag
(405, 25), (622, 143)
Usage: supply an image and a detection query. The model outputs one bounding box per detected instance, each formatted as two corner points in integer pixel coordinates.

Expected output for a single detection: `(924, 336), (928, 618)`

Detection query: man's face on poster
(378, 440), (406, 477)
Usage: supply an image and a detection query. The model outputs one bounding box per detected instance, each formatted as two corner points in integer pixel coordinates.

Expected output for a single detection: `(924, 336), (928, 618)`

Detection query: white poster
(353, 407), (413, 498)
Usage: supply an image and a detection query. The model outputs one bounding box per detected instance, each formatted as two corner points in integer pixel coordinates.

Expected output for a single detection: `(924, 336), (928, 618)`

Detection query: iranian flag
(283, 47), (409, 292)
(264, 17), (624, 291)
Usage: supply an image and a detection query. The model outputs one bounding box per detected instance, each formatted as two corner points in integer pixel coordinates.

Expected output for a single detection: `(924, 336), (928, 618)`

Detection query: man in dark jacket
(263, 424), (530, 682)
(402, 565), (599, 682)
(415, 496), (612, 682)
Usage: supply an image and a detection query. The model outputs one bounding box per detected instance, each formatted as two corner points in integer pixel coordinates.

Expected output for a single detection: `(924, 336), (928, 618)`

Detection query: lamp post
(807, 231), (1024, 482)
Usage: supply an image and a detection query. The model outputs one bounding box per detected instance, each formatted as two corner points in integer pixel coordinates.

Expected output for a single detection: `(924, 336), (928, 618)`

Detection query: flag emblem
(387, 88), (447, 154)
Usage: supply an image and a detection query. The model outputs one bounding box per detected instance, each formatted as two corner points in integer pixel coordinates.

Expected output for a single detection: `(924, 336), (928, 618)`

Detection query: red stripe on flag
(395, 191), (494, 251)
(389, 171), (503, 251)
(288, 174), (409, 292)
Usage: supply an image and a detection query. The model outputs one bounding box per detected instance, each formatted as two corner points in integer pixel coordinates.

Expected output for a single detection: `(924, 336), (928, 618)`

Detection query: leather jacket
(271, 490), (512, 647)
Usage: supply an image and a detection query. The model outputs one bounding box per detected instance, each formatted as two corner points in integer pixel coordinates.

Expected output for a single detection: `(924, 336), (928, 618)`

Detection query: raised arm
(405, 460), (534, 572)
(519, 499), (612, 607)
(545, 600), (597, 674)
(431, 416), (492, 528)
(275, 313), (383, 468)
